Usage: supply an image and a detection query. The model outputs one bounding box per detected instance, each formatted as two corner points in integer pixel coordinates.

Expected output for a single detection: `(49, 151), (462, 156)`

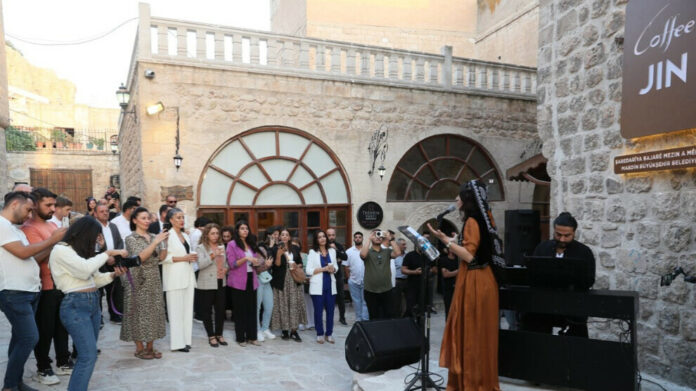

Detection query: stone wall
(0, 0), (9, 194)
(117, 70), (144, 202)
(538, 0), (696, 387)
(474, 0), (539, 66)
(125, 60), (538, 232)
(6, 151), (120, 202)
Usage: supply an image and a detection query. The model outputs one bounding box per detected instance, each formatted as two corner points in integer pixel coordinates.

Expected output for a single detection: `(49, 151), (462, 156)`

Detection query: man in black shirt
(401, 232), (437, 319)
(521, 212), (595, 337)
(327, 228), (348, 325)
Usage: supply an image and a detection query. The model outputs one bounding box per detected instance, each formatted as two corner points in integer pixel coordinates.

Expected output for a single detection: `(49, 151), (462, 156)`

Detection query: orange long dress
(439, 217), (500, 391)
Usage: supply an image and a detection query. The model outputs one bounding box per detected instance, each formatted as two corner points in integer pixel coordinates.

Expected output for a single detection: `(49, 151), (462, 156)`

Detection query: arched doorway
(197, 126), (351, 250)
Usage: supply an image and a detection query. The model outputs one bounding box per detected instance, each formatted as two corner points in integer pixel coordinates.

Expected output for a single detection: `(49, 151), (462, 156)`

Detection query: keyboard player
(520, 212), (596, 337)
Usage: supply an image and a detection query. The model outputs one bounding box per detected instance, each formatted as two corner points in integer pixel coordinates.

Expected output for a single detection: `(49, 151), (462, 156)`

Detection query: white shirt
(345, 246), (365, 285)
(110, 215), (131, 241)
(190, 228), (202, 249)
(49, 244), (113, 293)
(99, 221), (115, 250)
(0, 216), (41, 292)
(49, 216), (62, 228)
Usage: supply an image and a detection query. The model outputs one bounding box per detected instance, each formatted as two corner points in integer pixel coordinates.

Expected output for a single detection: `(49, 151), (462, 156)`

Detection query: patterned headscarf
(462, 180), (505, 268)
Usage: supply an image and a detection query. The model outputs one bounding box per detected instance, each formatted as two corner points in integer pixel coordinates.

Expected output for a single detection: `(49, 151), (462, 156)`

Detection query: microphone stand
(404, 251), (444, 391)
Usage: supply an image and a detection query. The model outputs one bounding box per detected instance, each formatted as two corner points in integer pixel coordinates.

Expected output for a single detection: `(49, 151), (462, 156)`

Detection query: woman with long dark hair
(121, 207), (169, 359)
(49, 216), (127, 391)
(160, 208), (198, 352)
(306, 230), (338, 344)
(270, 228), (307, 342)
(85, 197), (97, 217)
(226, 221), (269, 346)
(428, 180), (501, 391)
(196, 223), (229, 347)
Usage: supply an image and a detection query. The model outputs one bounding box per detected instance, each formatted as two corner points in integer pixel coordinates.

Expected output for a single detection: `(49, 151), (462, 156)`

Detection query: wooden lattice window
(387, 134), (504, 202)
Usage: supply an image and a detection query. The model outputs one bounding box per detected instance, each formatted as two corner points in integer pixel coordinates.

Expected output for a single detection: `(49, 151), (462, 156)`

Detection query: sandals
(209, 336), (220, 348)
(134, 350), (154, 360)
(216, 336), (228, 346)
(149, 349), (162, 359)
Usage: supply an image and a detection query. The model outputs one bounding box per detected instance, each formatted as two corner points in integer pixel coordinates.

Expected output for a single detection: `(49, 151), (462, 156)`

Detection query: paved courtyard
(0, 299), (683, 391)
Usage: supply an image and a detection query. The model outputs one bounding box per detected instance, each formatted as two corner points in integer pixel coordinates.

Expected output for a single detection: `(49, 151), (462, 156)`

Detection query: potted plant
(94, 138), (105, 150)
(52, 129), (67, 148)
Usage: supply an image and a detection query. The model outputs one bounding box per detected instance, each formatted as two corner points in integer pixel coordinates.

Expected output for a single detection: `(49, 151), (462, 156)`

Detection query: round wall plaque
(357, 202), (384, 229)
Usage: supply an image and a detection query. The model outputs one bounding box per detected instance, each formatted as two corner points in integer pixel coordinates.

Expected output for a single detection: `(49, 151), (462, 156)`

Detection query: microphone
(436, 204), (456, 222)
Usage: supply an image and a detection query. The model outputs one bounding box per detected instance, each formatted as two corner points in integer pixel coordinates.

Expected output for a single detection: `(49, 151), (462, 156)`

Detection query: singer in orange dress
(429, 180), (501, 391)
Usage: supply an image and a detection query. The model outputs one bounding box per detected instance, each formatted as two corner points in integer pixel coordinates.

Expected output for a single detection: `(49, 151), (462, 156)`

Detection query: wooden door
(30, 169), (93, 213)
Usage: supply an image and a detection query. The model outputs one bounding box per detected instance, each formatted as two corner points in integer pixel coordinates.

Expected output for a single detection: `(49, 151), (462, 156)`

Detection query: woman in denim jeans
(49, 217), (127, 391)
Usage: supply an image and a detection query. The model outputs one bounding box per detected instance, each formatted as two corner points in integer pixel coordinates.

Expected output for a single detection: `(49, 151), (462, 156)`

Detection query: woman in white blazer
(159, 208), (198, 352)
(306, 230), (338, 344)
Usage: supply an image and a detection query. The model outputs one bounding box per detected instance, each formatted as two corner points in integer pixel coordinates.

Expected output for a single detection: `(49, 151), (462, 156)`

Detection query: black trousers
(442, 283), (455, 320)
(364, 289), (395, 320)
(231, 273), (257, 342)
(198, 280), (226, 337)
(34, 289), (70, 370)
(335, 266), (346, 320)
(102, 278), (123, 319)
(394, 279), (408, 317)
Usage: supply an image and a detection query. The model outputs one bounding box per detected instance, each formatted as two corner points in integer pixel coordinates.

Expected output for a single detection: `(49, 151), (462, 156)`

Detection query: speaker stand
(404, 253), (445, 391)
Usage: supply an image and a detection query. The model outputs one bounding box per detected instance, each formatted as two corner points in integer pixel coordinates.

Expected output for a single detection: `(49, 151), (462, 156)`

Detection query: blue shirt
(393, 254), (406, 279)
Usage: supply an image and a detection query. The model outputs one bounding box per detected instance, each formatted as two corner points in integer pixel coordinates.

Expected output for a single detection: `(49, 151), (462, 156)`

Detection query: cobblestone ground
(0, 298), (683, 390)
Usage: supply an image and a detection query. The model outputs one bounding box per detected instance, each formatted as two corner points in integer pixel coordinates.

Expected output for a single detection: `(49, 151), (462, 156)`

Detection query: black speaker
(345, 318), (422, 373)
(504, 210), (541, 266)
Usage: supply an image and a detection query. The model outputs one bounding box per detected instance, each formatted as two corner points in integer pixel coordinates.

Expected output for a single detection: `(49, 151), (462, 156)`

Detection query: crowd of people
(0, 179), (520, 391)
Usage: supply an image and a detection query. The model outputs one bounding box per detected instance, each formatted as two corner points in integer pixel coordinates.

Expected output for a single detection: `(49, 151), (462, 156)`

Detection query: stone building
(3, 44), (120, 209)
(118, 3), (538, 247)
(271, 0), (539, 66)
(0, 0), (9, 190)
(538, 0), (696, 387)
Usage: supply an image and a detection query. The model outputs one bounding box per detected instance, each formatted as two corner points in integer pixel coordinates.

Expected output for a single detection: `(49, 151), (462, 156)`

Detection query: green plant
(5, 127), (36, 151)
(89, 136), (105, 150)
(52, 129), (67, 143)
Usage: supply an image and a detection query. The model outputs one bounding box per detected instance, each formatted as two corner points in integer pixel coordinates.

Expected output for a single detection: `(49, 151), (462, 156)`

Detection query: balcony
(5, 126), (118, 153)
(128, 4), (537, 101)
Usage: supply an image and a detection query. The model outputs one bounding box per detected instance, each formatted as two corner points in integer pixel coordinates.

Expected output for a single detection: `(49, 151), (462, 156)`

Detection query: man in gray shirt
(359, 229), (401, 320)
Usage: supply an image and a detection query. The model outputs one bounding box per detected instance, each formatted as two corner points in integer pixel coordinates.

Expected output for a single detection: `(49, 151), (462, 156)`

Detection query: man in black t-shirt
(438, 247), (459, 319)
(521, 212), (596, 337)
(401, 233), (437, 318)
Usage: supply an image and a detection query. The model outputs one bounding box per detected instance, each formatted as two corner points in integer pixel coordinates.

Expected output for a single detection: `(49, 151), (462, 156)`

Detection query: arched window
(387, 134), (504, 202)
(197, 126), (351, 249)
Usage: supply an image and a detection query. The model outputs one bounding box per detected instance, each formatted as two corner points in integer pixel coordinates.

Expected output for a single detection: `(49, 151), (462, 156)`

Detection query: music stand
(398, 226), (445, 391)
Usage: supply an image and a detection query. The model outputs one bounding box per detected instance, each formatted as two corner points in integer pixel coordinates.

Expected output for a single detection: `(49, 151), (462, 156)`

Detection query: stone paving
(0, 299), (685, 391)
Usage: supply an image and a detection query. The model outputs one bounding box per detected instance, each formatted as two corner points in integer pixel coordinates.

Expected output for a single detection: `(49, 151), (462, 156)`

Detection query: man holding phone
(359, 229), (401, 320)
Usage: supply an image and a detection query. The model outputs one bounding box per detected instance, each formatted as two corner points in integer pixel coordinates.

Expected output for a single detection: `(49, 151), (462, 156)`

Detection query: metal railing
(5, 126), (118, 153)
(129, 4), (536, 100)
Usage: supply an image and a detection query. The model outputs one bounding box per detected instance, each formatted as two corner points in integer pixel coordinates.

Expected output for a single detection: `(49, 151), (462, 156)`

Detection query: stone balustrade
(131, 12), (536, 100)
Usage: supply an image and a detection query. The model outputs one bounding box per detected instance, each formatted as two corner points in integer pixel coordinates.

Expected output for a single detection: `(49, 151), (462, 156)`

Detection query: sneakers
(33, 368), (60, 385)
(257, 331), (265, 342)
(55, 360), (74, 376)
(263, 329), (276, 340)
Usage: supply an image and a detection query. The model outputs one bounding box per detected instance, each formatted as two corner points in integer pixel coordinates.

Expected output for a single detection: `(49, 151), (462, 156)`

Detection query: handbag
(289, 265), (307, 284)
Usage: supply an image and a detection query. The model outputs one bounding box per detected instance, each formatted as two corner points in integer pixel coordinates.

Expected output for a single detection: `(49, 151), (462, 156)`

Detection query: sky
(3, 0), (271, 108)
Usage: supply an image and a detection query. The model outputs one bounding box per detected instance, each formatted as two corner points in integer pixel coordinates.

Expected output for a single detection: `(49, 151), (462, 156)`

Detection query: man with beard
(1, 191), (66, 391)
(345, 232), (368, 322)
(96, 204), (125, 324)
(22, 188), (73, 385)
(521, 212), (595, 337)
(326, 228), (348, 325)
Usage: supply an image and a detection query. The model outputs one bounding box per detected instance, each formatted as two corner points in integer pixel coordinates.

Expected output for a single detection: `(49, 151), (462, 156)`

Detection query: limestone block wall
(0, 1), (9, 194)
(474, 1), (539, 67)
(6, 151), (120, 202)
(126, 61), (537, 232)
(118, 71), (144, 202)
(538, 0), (696, 386)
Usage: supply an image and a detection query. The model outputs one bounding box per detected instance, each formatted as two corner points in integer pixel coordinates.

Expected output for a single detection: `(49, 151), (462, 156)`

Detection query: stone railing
(131, 4), (536, 100)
